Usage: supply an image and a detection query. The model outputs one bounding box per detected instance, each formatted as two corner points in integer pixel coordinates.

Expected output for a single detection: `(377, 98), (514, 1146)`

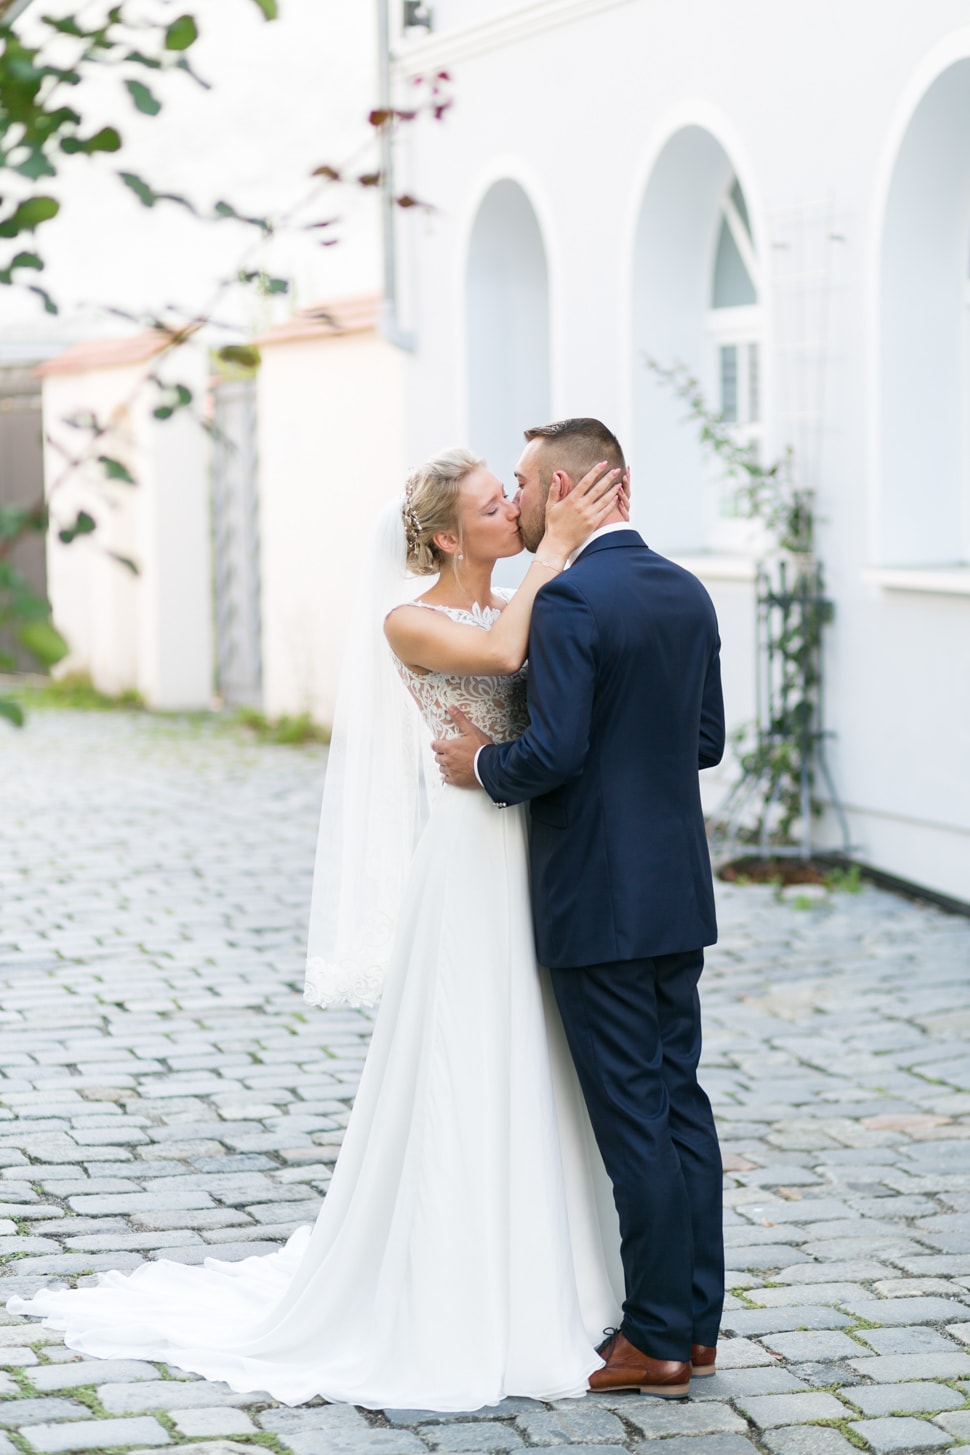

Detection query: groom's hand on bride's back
(432, 708), (492, 789)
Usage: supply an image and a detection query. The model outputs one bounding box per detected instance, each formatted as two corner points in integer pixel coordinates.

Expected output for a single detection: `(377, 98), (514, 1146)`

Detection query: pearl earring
(457, 552), (464, 562)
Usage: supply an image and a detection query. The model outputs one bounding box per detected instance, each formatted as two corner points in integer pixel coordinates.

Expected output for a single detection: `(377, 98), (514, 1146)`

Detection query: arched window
(879, 60), (970, 566)
(631, 127), (761, 554)
(705, 177), (762, 548)
(466, 180), (551, 491)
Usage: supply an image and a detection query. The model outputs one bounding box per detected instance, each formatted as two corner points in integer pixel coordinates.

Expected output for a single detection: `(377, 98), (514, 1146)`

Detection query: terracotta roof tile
(33, 329), (186, 378)
(255, 292), (383, 347)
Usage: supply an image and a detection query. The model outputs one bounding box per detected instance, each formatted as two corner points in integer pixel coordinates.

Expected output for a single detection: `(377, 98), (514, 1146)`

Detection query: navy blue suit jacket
(477, 531), (724, 970)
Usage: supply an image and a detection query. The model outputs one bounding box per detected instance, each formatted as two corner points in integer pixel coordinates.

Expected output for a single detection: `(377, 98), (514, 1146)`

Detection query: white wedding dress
(9, 602), (623, 1412)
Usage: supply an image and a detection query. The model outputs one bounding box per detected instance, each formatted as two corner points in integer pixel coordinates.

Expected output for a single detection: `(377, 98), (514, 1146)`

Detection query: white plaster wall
(43, 369), (142, 697)
(43, 347), (212, 709)
(467, 179), (551, 488)
(257, 330), (406, 726)
(393, 0), (970, 900)
(827, 580), (970, 901)
(142, 355), (213, 710)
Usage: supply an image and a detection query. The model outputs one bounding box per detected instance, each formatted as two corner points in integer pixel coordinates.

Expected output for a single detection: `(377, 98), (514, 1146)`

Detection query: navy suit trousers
(550, 950), (724, 1360)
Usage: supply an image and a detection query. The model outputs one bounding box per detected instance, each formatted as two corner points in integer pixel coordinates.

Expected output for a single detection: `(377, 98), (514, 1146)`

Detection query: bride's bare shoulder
(384, 601), (435, 645)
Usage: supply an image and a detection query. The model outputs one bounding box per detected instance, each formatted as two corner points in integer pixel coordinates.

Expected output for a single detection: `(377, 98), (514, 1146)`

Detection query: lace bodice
(392, 599), (528, 743)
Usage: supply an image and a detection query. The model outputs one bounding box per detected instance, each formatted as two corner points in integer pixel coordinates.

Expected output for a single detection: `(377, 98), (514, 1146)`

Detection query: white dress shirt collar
(566, 521), (635, 569)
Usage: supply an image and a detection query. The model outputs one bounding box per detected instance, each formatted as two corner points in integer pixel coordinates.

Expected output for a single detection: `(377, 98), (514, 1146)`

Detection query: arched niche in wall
(631, 127), (761, 553)
(466, 179), (551, 488)
(880, 60), (970, 566)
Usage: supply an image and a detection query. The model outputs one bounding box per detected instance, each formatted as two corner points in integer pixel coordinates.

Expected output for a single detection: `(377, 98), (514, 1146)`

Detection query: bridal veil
(303, 496), (434, 1008)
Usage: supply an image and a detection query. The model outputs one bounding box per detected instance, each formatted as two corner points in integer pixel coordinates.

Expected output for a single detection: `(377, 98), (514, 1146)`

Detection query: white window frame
(704, 182), (765, 554)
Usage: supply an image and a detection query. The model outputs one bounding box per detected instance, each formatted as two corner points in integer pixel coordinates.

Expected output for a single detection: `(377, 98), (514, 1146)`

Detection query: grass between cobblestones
(10, 674), (330, 748)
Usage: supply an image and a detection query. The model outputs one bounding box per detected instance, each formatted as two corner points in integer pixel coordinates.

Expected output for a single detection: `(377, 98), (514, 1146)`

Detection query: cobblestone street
(2, 709), (970, 1455)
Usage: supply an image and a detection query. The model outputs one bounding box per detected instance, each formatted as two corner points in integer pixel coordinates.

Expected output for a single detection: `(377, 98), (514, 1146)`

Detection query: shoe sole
(590, 1382), (691, 1398)
(691, 1365), (716, 1377)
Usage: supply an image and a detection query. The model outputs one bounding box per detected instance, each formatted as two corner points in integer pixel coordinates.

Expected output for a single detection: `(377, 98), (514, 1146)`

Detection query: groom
(434, 418), (725, 1397)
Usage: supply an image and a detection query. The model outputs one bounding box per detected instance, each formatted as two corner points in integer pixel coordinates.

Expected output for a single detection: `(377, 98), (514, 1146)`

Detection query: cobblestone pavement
(2, 710), (970, 1455)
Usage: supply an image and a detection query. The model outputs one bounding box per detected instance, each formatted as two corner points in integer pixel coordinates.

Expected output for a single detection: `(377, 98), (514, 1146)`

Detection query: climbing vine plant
(646, 357), (846, 857)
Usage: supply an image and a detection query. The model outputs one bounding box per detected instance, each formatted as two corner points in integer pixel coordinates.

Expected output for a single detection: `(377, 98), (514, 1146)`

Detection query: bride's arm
(385, 464), (626, 676)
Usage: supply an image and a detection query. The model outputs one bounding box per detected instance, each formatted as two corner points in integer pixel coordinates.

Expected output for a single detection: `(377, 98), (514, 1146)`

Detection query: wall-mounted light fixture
(403, 2), (433, 31)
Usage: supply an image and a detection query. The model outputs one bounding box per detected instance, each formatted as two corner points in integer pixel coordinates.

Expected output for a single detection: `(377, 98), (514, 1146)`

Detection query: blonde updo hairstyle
(403, 448), (484, 575)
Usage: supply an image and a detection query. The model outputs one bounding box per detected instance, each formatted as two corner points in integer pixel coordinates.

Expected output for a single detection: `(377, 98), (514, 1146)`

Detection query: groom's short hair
(523, 418), (625, 487)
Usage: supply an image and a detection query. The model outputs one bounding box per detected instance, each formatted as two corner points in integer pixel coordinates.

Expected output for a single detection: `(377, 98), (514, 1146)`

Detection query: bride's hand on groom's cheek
(432, 709), (492, 789)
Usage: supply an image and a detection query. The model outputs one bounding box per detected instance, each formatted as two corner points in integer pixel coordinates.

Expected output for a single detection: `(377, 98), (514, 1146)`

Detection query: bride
(8, 449), (626, 1412)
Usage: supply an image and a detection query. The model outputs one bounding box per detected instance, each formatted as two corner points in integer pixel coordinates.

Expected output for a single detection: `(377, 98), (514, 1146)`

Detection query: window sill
(673, 552), (759, 583)
(862, 566), (970, 597)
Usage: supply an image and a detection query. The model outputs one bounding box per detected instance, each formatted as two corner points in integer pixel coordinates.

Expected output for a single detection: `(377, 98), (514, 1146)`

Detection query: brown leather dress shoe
(588, 1330), (690, 1398)
(691, 1342), (716, 1377)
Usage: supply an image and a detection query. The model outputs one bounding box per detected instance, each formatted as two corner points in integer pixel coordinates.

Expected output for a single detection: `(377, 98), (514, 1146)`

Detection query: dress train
(9, 788), (622, 1411)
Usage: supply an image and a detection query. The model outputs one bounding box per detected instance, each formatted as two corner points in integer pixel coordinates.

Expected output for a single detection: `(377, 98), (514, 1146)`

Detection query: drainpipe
(377, 0), (416, 352)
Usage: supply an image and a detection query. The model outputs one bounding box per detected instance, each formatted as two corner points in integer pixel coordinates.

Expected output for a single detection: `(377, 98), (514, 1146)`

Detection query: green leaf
(175, 55), (211, 89)
(97, 455), (136, 484)
(212, 199), (270, 232)
(106, 550), (139, 575)
(87, 126), (123, 152)
(0, 698), (25, 729)
(15, 149), (58, 181)
(125, 79), (161, 116)
(216, 343), (261, 370)
(155, 189), (197, 214)
(28, 284), (58, 314)
(17, 618), (69, 668)
(165, 15), (198, 49)
(60, 126), (122, 156)
(238, 270), (288, 294)
(58, 509), (97, 543)
(0, 196), (59, 238)
(0, 250), (44, 284)
(151, 380), (193, 419)
(119, 175), (197, 216)
(251, 0), (278, 17)
(119, 171), (157, 207)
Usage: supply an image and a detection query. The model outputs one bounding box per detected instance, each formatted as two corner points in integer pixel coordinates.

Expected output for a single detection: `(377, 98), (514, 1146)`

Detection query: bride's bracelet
(534, 554), (565, 573)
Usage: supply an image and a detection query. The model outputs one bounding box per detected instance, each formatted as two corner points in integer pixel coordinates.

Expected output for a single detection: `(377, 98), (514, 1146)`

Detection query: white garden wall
(256, 296), (407, 726)
(40, 333), (212, 710)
